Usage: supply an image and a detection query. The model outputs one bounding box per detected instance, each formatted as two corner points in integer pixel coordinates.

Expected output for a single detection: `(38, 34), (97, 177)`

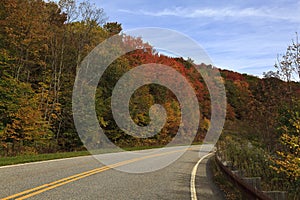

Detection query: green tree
(0, 76), (53, 156)
(104, 22), (122, 36)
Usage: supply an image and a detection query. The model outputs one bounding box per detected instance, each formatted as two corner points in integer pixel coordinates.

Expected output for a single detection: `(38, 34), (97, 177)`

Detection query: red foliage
(222, 70), (245, 82)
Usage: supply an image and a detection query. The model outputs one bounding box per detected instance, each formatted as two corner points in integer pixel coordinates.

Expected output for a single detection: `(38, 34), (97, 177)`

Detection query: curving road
(0, 145), (224, 200)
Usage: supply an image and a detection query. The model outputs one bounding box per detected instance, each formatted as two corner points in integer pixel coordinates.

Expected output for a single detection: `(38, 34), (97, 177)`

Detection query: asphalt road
(0, 145), (224, 200)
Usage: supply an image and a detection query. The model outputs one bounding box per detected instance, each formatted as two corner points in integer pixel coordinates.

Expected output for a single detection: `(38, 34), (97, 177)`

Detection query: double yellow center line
(2, 147), (193, 200)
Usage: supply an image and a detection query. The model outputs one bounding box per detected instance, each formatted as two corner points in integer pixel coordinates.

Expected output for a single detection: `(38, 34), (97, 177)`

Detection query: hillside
(0, 0), (299, 154)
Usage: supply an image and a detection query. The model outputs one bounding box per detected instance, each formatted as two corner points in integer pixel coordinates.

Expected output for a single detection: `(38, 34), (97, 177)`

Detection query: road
(0, 145), (224, 199)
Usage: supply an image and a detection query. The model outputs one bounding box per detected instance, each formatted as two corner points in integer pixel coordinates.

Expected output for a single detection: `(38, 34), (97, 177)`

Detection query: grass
(0, 151), (91, 167)
(0, 142), (202, 167)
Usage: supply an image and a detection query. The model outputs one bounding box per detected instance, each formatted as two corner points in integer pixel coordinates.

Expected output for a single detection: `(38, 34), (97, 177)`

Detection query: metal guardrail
(215, 155), (272, 200)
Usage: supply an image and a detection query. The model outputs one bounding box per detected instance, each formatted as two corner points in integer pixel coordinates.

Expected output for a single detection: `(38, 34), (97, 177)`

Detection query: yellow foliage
(271, 113), (300, 180)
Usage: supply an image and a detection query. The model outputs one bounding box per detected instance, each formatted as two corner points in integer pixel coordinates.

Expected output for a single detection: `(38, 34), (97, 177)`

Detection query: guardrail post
(263, 191), (287, 200)
(242, 177), (261, 191)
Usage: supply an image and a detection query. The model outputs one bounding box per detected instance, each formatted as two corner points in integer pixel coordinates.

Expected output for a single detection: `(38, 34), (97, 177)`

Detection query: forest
(0, 0), (299, 197)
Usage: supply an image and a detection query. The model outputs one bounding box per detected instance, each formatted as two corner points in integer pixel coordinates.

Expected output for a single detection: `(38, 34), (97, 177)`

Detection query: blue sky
(93, 0), (300, 77)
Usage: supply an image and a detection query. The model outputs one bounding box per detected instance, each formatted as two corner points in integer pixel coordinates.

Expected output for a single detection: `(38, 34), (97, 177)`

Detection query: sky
(92, 0), (300, 77)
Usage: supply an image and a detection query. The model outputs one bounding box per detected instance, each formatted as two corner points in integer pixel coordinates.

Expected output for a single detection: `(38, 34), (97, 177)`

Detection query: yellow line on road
(2, 147), (195, 200)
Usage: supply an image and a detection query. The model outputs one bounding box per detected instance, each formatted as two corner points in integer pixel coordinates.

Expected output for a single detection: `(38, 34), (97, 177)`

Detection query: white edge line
(190, 152), (215, 200)
(0, 155), (93, 169)
(0, 145), (202, 170)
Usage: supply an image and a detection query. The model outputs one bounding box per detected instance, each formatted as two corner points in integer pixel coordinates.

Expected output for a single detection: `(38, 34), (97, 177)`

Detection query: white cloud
(119, 6), (300, 22)
(113, 2), (300, 76)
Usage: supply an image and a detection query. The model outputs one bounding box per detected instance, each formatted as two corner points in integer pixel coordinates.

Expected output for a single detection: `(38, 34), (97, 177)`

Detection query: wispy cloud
(119, 6), (300, 22)
(102, 0), (300, 77)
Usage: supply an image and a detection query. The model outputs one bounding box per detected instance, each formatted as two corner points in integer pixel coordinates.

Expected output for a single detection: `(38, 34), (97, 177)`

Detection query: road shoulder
(195, 155), (225, 199)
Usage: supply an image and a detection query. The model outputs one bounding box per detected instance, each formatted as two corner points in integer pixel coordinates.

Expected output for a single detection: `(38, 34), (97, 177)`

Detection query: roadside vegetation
(217, 135), (299, 199)
(0, 144), (165, 166)
(0, 151), (90, 166)
(215, 33), (300, 199)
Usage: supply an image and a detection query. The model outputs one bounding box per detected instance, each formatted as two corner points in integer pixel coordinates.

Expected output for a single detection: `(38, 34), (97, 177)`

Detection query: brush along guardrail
(215, 155), (273, 200)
